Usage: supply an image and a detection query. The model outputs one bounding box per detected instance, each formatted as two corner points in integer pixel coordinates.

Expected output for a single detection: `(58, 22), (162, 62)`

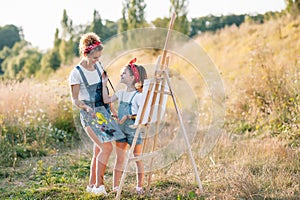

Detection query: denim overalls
(117, 91), (142, 145)
(76, 65), (109, 113)
(76, 64), (125, 143)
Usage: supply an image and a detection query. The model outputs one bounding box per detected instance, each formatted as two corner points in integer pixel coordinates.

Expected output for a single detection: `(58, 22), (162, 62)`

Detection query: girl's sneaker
(113, 186), (119, 192)
(92, 185), (107, 196)
(136, 186), (144, 195)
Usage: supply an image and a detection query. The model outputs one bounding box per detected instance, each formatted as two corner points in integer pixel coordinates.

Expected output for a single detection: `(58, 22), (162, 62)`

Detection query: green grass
(1, 136), (299, 199)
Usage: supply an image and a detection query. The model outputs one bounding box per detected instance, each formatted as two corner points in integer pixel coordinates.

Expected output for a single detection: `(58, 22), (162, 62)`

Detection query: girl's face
(120, 67), (134, 85)
(86, 50), (102, 66)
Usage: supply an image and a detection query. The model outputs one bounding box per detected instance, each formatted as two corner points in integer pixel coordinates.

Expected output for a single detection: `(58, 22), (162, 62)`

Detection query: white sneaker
(136, 186), (144, 195)
(92, 185), (107, 196)
(112, 186), (119, 192)
(86, 185), (93, 193)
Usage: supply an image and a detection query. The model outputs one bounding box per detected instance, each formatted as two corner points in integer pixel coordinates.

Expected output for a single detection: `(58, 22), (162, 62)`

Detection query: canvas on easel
(133, 78), (169, 126)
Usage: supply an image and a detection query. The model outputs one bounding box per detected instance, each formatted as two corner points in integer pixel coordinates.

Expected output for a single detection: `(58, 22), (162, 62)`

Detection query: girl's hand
(118, 115), (128, 124)
(102, 72), (108, 85)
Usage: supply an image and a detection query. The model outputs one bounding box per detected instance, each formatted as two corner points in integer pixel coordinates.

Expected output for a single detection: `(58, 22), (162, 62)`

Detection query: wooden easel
(115, 13), (203, 199)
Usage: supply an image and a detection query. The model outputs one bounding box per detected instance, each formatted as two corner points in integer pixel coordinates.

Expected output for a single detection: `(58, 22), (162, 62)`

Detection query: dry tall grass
(197, 16), (300, 147)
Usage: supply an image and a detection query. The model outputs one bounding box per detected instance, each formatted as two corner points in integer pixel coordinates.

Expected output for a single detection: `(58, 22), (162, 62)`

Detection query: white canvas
(134, 78), (169, 126)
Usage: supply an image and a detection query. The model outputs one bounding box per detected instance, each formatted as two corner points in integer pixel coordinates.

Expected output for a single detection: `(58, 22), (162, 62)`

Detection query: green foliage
(285, 0), (300, 17)
(0, 97), (78, 167)
(58, 38), (76, 65)
(190, 14), (245, 37)
(1, 41), (42, 79)
(89, 10), (104, 39)
(60, 9), (73, 39)
(57, 10), (77, 65)
(119, 0), (147, 32)
(170, 0), (190, 35)
(87, 11), (118, 42)
(118, 3), (129, 33)
(102, 20), (118, 41)
(151, 17), (170, 29)
(41, 49), (61, 73)
(0, 24), (21, 51)
(0, 122), (77, 167)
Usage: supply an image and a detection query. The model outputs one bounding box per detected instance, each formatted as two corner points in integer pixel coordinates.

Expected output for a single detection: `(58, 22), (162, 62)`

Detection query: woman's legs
(113, 142), (127, 188)
(134, 144), (144, 188)
(84, 126), (113, 187)
(95, 141), (113, 187)
(89, 144), (100, 187)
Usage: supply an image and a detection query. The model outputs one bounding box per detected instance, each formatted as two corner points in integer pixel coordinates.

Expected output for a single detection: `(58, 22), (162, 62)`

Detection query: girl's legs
(89, 144), (100, 187)
(113, 142), (127, 188)
(133, 144), (144, 188)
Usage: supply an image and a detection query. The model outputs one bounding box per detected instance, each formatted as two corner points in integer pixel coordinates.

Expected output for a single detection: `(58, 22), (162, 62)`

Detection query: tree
(89, 10), (104, 38)
(1, 41), (42, 79)
(40, 49), (61, 75)
(151, 17), (170, 29)
(61, 9), (73, 40)
(0, 25), (21, 51)
(102, 20), (118, 41)
(59, 10), (76, 64)
(169, 0), (189, 35)
(118, 0), (146, 32)
(118, 2), (129, 33)
(53, 28), (61, 51)
(285, 0), (300, 16)
(21, 53), (42, 78)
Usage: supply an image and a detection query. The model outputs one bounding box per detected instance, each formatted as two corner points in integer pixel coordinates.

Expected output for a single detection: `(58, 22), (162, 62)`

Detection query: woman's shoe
(92, 185), (107, 196)
(86, 185), (93, 193)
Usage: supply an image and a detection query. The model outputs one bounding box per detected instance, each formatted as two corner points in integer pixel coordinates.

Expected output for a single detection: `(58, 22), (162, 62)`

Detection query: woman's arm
(70, 84), (93, 113)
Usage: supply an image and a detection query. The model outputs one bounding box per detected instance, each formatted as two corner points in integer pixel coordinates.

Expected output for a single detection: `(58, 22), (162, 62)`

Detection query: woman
(68, 32), (113, 195)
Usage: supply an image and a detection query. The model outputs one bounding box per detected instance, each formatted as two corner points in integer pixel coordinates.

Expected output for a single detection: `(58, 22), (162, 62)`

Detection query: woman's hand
(84, 104), (95, 118)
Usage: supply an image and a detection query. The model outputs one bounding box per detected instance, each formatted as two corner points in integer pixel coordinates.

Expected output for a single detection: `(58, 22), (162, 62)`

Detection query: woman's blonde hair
(79, 32), (103, 55)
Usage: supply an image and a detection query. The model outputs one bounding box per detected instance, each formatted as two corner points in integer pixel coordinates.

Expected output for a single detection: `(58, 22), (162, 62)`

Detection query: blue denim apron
(117, 91), (142, 145)
(76, 65), (125, 143)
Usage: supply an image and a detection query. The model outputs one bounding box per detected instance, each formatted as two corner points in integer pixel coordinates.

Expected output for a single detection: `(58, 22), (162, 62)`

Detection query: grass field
(1, 16), (299, 199)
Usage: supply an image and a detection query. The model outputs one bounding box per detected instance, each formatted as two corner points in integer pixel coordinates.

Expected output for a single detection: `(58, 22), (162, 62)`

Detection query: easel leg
(165, 71), (203, 193)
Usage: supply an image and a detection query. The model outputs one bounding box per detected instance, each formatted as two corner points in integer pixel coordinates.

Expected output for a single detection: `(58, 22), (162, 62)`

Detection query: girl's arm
(102, 74), (118, 104)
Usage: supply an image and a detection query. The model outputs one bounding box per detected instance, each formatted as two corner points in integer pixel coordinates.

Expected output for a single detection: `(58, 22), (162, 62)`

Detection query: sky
(0, 0), (286, 51)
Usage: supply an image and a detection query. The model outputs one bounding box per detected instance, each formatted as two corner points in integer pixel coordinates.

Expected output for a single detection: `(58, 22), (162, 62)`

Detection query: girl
(102, 58), (147, 194)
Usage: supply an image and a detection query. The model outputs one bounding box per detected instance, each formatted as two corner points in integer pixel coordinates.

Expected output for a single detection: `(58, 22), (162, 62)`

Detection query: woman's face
(86, 50), (102, 66)
(120, 67), (134, 85)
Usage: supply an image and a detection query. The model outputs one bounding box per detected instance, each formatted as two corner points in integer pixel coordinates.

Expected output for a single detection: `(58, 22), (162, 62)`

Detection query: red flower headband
(84, 41), (101, 54)
(129, 58), (140, 83)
